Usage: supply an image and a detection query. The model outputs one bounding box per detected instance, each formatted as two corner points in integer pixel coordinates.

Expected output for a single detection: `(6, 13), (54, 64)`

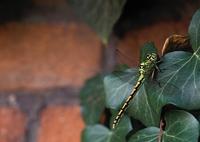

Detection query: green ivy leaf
(80, 75), (106, 125)
(189, 9), (200, 52)
(82, 116), (132, 142)
(68, 0), (126, 44)
(129, 110), (199, 142)
(189, 110), (200, 134)
(129, 127), (160, 142)
(154, 51), (200, 109)
(104, 68), (137, 109)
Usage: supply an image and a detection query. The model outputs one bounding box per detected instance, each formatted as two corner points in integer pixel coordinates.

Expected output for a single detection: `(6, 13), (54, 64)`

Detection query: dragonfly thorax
(139, 53), (157, 76)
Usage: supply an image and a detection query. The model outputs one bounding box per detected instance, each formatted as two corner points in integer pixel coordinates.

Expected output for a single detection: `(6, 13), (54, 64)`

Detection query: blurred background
(0, 0), (199, 142)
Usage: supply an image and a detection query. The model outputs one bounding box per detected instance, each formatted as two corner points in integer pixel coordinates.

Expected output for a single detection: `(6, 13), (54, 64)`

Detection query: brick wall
(0, 21), (101, 142)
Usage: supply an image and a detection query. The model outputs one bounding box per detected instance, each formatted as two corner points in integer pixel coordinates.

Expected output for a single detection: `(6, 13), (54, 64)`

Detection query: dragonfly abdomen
(112, 76), (145, 129)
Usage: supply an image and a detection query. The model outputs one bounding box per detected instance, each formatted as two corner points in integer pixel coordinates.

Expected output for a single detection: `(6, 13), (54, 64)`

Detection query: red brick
(0, 22), (101, 91)
(37, 105), (84, 142)
(0, 107), (26, 142)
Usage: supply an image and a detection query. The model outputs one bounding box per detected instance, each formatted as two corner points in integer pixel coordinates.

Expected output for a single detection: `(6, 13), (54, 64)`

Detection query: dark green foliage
(82, 116), (132, 142)
(129, 110), (199, 142)
(79, 8), (200, 142)
(80, 75), (106, 125)
(68, 0), (126, 44)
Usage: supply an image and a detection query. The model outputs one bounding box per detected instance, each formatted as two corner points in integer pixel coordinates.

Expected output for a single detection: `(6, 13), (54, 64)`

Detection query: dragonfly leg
(151, 69), (162, 87)
(155, 64), (161, 72)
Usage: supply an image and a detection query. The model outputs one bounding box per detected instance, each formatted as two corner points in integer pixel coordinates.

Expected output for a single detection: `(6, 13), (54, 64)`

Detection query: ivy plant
(79, 7), (200, 142)
(68, 0), (126, 44)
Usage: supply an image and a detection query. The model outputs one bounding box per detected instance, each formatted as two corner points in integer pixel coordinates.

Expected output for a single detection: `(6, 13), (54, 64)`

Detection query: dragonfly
(112, 52), (159, 129)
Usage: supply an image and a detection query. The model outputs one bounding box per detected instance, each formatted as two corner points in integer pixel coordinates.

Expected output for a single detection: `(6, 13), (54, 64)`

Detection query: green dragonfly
(112, 53), (159, 129)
